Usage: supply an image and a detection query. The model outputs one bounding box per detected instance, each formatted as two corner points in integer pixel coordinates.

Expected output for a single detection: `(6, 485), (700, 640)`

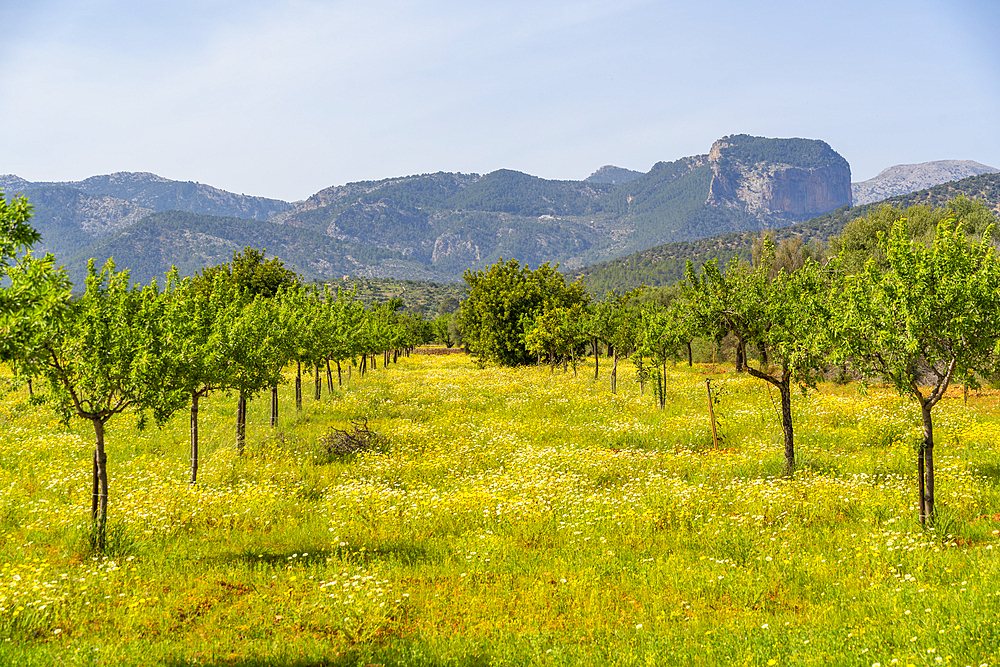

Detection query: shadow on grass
(972, 462), (1000, 482)
(161, 650), (493, 667)
(215, 540), (437, 569)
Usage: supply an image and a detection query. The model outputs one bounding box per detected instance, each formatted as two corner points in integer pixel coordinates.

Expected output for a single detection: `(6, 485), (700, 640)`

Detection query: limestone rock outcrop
(851, 160), (999, 205)
(705, 135), (852, 220)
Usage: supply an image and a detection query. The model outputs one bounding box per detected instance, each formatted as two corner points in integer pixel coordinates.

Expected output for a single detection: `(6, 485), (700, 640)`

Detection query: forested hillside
(568, 172), (1000, 293)
(62, 211), (438, 287)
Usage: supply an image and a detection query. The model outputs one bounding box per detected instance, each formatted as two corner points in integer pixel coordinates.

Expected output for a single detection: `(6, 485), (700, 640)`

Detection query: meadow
(1, 353), (999, 666)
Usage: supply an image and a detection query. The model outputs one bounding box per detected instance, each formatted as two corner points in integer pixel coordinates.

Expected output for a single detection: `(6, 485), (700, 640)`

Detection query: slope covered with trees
(569, 172), (1000, 293)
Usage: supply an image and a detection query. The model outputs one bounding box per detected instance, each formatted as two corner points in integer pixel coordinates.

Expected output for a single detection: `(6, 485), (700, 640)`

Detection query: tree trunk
(270, 385), (278, 427)
(190, 391), (200, 485)
(779, 378), (794, 476)
(337, 360), (343, 386)
(593, 338), (600, 380)
(687, 341), (693, 367)
(360, 355), (366, 378)
(314, 365), (321, 401)
(918, 444), (926, 525)
(27, 378), (33, 396)
(326, 358), (334, 392)
(237, 390), (247, 455)
(295, 360), (302, 411)
(611, 349), (618, 394)
(920, 403), (935, 523)
(735, 343), (745, 372)
(91, 445), (99, 541)
(91, 418), (108, 551)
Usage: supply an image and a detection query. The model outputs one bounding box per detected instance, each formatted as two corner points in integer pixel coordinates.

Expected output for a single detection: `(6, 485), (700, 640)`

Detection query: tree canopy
(459, 259), (588, 366)
(830, 215), (1000, 522)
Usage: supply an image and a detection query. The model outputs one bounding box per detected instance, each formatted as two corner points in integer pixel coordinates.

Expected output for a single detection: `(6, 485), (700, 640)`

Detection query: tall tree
(158, 271), (248, 483)
(585, 289), (642, 390)
(830, 216), (1000, 523)
(460, 259), (588, 366)
(523, 303), (587, 375)
(197, 248), (299, 446)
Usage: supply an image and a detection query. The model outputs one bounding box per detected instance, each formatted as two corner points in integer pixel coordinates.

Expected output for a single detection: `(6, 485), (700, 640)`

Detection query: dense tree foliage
(459, 260), (588, 366)
(832, 196), (997, 274)
(0, 190), (73, 372)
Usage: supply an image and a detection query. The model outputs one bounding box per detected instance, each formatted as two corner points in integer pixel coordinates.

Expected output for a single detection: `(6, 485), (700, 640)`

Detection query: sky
(2, 0), (998, 203)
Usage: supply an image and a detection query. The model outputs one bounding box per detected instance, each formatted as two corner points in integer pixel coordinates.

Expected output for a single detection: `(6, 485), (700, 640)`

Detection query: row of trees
(1, 191), (427, 549)
(458, 199), (1000, 525)
(4, 185), (997, 541)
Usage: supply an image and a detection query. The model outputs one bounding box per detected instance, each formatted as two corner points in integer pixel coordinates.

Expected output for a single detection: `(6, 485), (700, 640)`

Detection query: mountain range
(1, 136), (994, 288)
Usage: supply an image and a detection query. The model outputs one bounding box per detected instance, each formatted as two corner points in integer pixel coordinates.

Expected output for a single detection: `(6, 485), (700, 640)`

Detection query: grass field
(1, 354), (999, 666)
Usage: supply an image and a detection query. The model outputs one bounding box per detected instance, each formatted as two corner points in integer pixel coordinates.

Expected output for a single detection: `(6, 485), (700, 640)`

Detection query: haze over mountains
(1, 135), (995, 288)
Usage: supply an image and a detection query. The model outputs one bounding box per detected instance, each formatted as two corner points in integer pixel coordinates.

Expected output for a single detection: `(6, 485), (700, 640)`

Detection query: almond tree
(636, 302), (695, 410)
(200, 248), (299, 438)
(38, 260), (165, 549)
(830, 216), (1000, 523)
(523, 304), (587, 374)
(158, 271), (245, 483)
(322, 285), (366, 388)
(220, 292), (290, 453)
(585, 290), (642, 393)
(685, 243), (831, 475)
(280, 284), (327, 411)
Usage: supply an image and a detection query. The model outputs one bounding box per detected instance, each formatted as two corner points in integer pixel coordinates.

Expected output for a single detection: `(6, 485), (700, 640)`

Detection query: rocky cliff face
(24, 186), (154, 237)
(705, 135), (852, 220)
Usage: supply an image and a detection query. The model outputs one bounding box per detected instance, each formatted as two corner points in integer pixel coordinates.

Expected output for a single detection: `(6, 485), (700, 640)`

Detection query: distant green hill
(584, 165), (644, 184)
(566, 172), (1000, 294)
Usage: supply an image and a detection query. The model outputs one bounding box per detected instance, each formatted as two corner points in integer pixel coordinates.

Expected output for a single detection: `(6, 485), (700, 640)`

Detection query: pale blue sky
(2, 0), (998, 202)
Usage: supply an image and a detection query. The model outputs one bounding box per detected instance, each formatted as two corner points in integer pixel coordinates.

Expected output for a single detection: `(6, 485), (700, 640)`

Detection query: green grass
(1, 357), (999, 666)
